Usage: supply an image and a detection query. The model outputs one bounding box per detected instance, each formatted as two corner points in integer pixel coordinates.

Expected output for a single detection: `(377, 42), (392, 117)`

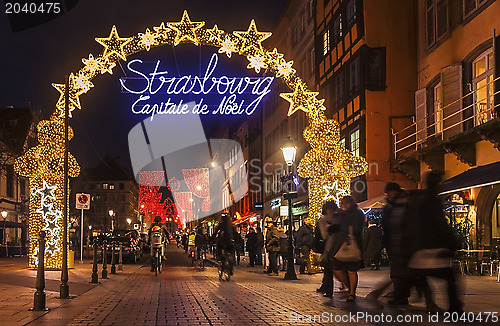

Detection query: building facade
(72, 156), (139, 234)
(393, 0), (500, 249)
(315, 0), (418, 203)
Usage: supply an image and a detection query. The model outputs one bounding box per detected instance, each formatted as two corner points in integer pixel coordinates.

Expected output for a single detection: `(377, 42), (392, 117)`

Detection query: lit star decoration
(138, 28), (159, 51)
(95, 25), (132, 61)
(167, 10), (205, 46)
(323, 181), (350, 205)
(280, 82), (320, 116)
(233, 19), (271, 55)
(218, 36), (239, 58)
(15, 12), (369, 271)
(247, 55), (267, 73)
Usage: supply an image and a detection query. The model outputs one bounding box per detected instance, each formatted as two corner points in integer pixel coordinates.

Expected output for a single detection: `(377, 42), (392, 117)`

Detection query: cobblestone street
(0, 244), (493, 325)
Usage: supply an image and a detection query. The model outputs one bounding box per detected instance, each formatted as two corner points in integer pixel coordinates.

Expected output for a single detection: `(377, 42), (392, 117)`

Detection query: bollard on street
(102, 238), (108, 279)
(31, 231), (48, 311)
(118, 244), (123, 271)
(90, 238), (99, 284)
(110, 241), (116, 274)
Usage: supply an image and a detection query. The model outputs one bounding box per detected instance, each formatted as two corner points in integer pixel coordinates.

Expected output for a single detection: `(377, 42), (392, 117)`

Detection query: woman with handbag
(327, 196), (365, 302)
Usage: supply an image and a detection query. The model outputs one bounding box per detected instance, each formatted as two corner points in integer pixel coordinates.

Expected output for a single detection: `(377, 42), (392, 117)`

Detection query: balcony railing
(393, 76), (500, 160)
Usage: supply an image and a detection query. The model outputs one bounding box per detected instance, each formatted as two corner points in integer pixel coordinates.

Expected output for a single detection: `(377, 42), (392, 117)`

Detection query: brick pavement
(0, 245), (499, 325)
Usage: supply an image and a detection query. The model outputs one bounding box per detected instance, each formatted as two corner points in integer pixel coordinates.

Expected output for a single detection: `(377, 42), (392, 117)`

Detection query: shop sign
(270, 198), (281, 209)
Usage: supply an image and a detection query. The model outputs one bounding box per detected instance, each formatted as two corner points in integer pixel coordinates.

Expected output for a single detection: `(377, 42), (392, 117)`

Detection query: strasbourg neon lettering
(120, 53), (274, 120)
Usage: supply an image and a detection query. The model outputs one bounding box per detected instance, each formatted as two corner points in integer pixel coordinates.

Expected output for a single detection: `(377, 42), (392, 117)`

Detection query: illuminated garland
(15, 10), (368, 269)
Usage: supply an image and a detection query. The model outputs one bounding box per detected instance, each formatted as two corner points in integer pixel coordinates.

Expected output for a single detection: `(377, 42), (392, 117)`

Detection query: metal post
(110, 241), (116, 274)
(284, 164), (298, 280)
(80, 209), (84, 263)
(90, 238), (98, 283)
(118, 244), (123, 271)
(31, 231), (48, 311)
(60, 74), (70, 299)
(102, 238), (108, 279)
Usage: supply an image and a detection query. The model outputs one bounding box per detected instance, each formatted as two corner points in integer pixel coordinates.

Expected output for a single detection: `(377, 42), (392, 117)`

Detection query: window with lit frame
(472, 48), (494, 125)
(323, 29), (330, 56)
(350, 129), (360, 157)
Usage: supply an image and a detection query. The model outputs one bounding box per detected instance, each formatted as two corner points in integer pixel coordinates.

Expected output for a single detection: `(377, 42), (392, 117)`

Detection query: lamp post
(1, 211), (7, 258)
(108, 210), (114, 235)
(281, 137), (298, 280)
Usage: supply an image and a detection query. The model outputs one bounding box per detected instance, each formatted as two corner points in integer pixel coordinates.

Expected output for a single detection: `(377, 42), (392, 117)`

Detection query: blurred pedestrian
(264, 217), (280, 276)
(255, 226), (264, 265)
(327, 196), (365, 302)
(278, 226), (288, 271)
(235, 228), (244, 265)
(315, 201), (339, 298)
(364, 221), (382, 270)
(408, 171), (463, 313)
(296, 217), (314, 274)
(245, 227), (257, 267)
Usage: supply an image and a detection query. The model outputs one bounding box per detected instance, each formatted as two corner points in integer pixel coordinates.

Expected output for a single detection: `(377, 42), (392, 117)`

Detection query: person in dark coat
(278, 227), (288, 271)
(364, 221), (383, 270)
(296, 217), (314, 274)
(264, 217), (280, 275)
(408, 171), (463, 313)
(327, 196), (365, 302)
(245, 227), (257, 267)
(255, 226), (264, 265)
(316, 201), (338, 298)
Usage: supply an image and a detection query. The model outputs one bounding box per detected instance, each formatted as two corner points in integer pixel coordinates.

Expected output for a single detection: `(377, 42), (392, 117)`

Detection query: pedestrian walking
(255, 226), (264, 265)
(278, 227), (288, 271)
(296, 217), (314, 274)
(315, 201), (338, 298)
(327, 196), (365, 302)
(408, 171), (463, 313)
(245, 228), (257, 267)
(364, 221), (382, 270)
(235, 229), (244, 265)
(264, 217), (280, 276)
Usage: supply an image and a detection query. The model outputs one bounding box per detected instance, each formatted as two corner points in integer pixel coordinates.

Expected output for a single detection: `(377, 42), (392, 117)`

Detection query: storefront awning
(439, 161), (500, 195)
(358, 195), (386, 209)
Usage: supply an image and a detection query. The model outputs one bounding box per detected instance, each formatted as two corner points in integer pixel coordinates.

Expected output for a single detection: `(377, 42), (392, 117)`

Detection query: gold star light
(138, 28), (159, 51)
(265, 48), (284, 65)
(276, 60), (296, 78)
(167, 10), (205, 46)
(207, 24), (225, 45)
(153, 22), (170, 39)
(52, 73), (84, 116)
(95, 25), (132, 61)
(233, 19), (271, 55)
(280, 82), (319, 116)
(82, 54), (116, 75)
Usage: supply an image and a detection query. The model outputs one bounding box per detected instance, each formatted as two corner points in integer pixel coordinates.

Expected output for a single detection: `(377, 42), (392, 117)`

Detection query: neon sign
(120, 53), (274, 120)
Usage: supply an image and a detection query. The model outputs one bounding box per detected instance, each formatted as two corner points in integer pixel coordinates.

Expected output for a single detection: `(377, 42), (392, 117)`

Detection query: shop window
(472, 48), (494, 125)
(322, 29), (330, 56)
(350, 129), (360, 156)
(426, 0), (448, 49)
(332, 14), (342, 46)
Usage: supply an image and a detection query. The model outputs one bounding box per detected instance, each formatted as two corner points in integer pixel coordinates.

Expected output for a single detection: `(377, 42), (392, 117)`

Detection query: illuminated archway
(14, 10), (368, 269)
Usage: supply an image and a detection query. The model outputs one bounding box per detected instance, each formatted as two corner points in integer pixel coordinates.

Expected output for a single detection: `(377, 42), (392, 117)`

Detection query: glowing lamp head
(126, 218), (132, 225)
(196, 185), (201, 190)
(211, 161), (217, 167)
(108, 209), (114, 217)
(281, 137), (297, 166)
(1, 211), (7, 219)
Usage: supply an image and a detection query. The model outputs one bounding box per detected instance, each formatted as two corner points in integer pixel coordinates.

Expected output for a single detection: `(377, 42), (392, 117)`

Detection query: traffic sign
(76, 193), (91, 210)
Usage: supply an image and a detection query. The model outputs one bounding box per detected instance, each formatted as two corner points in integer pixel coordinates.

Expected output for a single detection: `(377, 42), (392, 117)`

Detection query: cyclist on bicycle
(195, 227), (208, 260)
(148, 216), (168, 260)
(213, 213), (238, 274)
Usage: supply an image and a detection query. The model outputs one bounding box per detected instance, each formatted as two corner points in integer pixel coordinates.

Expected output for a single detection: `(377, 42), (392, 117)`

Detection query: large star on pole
(233, 19), (271, 55)
(52, 73), (84, 116)
(280, 82), (319, 116)
(95, 25), (132, 61)
(167, 10), (205, 46)
(323, 181), (350, 205)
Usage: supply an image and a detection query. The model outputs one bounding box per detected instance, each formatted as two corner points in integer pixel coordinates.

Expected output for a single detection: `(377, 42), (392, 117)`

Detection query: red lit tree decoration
(182, 168), (210, 211)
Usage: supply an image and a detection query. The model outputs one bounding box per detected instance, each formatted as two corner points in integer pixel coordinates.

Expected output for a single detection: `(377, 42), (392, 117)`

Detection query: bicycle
(199, 248), (207, 269)
(152, 246), (162, 276)
(218, 250), (234, 281)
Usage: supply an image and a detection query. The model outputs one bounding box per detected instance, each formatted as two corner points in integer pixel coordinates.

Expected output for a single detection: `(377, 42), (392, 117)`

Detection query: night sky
(0, 0), (288, 171)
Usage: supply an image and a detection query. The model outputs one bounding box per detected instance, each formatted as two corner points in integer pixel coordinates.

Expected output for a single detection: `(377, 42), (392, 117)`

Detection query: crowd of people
(158, 171), (463, 312)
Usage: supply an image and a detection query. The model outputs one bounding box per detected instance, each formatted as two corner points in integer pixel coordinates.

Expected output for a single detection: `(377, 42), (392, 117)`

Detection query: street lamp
(281, 137), (298, 280)
(126, 218), (132, 226)
(108, 210), (114, 233)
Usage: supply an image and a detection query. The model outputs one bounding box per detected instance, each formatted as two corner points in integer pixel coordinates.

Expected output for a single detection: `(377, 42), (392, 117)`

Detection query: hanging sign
(120, 53), (274, 120)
